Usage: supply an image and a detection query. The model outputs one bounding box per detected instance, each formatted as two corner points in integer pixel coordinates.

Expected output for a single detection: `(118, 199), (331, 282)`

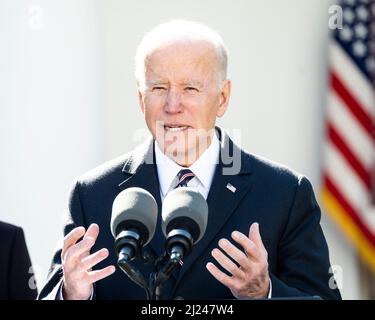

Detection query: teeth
(165, 126), (188, 132)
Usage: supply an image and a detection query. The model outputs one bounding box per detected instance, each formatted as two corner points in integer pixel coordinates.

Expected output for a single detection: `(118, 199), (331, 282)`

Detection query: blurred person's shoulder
(0, 221), (25, 249)
(0, 221), (22, 235)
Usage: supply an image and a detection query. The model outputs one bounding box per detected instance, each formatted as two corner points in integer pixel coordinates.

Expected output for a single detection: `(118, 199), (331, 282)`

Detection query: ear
(216, 79), (231, 118)
(137, 81), (145, 114)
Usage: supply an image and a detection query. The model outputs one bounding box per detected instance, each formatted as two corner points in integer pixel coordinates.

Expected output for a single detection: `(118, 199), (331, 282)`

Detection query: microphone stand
(117, 251), (152, 300)
(117, 249), (182, 300)
(117, 230), (192, 300)
(149, 251), (182, 300)
(148, 230), (192, 300)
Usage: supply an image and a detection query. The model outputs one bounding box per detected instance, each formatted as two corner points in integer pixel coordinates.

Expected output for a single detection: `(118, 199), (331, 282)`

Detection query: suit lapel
(118, 138), (165, 257)
(173, 129), (253, 291)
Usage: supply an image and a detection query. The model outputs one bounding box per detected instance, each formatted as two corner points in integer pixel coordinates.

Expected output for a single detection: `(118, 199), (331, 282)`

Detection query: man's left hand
(206, 222), (270, 299)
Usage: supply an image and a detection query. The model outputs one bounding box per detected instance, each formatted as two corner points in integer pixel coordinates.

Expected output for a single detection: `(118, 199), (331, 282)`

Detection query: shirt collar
(189, 133), (219, 189)
(154, 142), (183, 198)
(154, 132), (220, 198)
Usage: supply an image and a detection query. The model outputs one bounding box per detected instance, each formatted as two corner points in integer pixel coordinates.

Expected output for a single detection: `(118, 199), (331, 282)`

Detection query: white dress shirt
(154, 133), (220, 201)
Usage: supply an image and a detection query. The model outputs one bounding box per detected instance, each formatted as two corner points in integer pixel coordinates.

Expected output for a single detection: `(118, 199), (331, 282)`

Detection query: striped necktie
(175, 169), (195, 188)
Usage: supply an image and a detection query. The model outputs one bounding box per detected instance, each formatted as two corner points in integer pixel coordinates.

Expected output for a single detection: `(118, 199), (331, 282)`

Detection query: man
(0, 221), (38, 299)
(39, 20), (341, 300)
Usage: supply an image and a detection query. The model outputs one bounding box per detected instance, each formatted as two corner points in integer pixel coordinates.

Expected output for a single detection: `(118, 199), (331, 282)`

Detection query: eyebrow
(147, 80), (168, 86)
(181, 81), (204, 88)
(146, 80), (204, 88)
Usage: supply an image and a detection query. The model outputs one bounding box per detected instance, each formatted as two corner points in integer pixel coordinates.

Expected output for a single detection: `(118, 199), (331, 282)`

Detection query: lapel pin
(226, 183), (236, 193)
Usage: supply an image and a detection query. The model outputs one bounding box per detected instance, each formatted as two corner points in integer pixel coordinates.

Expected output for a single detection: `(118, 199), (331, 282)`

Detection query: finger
(83, 223), (100, 241)
(206, 262), (234, 288)
(80, 224), (100, 260)
(88, 265), (116, 284)
(81, 248), (109, 270)
(65, 237), (96, 262)
(211, 248), (243, 277)
(249, 223), (267, 255)
(62, 226), (86, 258)
(218, 239), (250, 270)
(231, 231), (261, 261)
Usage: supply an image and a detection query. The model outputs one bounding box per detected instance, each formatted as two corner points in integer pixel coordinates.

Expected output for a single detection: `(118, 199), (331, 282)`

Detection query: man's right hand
(61, 223), (116, 300)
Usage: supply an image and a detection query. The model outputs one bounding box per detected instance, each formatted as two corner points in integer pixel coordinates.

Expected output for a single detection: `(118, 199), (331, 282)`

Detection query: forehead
(144, 41), (219, 80)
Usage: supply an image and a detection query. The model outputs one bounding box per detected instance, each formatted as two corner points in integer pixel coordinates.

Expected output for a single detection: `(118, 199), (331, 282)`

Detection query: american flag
(321, 0), (375, 272)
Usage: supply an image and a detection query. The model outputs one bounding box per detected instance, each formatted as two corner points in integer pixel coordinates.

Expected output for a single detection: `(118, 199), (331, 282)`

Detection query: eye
(152, 86), (167, 91)
(185, 86), (199, 92)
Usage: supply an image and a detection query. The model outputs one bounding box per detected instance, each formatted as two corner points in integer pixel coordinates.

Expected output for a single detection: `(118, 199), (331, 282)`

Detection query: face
(138, 41), (231, 166)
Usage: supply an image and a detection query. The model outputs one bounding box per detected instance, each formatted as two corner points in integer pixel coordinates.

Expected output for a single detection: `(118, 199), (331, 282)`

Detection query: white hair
(135, 20), (228, 91)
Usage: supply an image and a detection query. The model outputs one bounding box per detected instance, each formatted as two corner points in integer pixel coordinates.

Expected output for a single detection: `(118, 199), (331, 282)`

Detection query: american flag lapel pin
(226, 183), (236, 193)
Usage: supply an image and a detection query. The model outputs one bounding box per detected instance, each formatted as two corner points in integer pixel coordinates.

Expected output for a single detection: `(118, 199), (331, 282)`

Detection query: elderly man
(39, 20), (341, 300)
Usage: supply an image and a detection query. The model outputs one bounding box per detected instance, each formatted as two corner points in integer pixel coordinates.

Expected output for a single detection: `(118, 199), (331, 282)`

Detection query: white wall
(0, 0), (103, 287)
(0, 0), (360, 299)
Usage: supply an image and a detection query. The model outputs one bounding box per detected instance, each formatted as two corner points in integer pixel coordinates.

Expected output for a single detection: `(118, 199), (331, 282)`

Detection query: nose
(164, 88), (183, 114)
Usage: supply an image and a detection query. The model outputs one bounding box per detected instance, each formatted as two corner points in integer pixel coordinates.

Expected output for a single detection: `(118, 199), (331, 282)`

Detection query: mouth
(163, 124), (191, 132)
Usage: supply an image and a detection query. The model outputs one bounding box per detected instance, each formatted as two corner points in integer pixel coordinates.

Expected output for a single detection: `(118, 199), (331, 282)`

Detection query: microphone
(111, 187), (158, 263)
(161, 187), (208, 262)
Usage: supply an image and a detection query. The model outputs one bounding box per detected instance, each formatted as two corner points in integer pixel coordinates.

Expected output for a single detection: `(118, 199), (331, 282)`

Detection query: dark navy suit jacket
(38, 128), (341, 300)
(0, 221), (38, 300)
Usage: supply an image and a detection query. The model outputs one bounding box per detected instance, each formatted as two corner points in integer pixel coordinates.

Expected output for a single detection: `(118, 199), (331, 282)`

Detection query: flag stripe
(324, 174), (375, 246)
(330, 70), (373, 138)
(329, 42), (375, 119)
(323, 142), (371, 217)
(327, 91), (374, 170)
(328, 122), (372, 190)
(321, 187), (375, 272)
